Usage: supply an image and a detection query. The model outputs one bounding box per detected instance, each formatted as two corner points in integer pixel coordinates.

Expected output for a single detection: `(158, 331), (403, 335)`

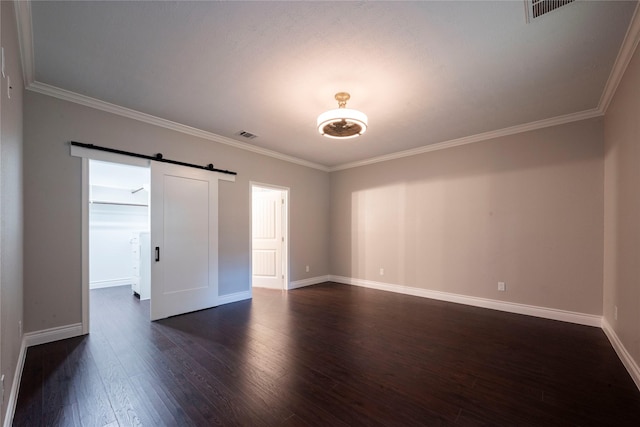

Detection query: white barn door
(150, 162), (222, 320)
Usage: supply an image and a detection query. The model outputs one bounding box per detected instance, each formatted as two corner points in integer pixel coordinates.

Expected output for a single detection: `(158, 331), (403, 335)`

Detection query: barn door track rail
(70, 141), (237, 176)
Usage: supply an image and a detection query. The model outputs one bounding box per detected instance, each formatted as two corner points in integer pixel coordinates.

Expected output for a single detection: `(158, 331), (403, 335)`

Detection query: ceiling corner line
(328, 108), (604, 173)
(26, 81), (331, 173)
(13, 0), (35, 88)
(598, 1), (640, 115)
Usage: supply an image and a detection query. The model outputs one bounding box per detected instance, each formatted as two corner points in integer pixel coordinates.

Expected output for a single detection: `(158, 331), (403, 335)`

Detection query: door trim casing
(72, 145), (150, 334)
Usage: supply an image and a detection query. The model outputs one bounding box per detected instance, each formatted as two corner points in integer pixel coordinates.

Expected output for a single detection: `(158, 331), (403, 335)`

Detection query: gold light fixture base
(317, 92), (368, 139)
(334, 92), (350, 108)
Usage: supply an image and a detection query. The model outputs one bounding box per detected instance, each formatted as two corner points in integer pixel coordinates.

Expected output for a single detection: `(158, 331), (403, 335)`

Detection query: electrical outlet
(18, 320), (22, 336)
(614, 306), (618, 321)
(498, 281), (506, 291)
(305, 265), (309, 273)
(379, 268), (384, 276)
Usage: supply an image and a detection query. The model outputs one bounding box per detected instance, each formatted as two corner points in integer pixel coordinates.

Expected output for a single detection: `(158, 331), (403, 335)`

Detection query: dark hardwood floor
(13, 282), (640, 426)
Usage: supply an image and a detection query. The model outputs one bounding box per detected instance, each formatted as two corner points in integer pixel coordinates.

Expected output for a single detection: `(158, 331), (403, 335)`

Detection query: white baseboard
(90, 278), (133, 289)
(3, 338), (27, 427)
(4, 281), (637, 427)
(329, 275), (602, 327)
(23, 323), (85, 348)
(4, 323), (84, 427)
(289, 275), (331, 290)
(602, 318), (640, 391)
(251, 283), (282, 290)
(217, 290), (252, 305)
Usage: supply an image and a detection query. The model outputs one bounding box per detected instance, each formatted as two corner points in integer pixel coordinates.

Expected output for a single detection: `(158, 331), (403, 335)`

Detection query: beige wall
(331, 119), (604, 315)
(1, 0), (25, 421)
(13, 8), (640, 400)
(604, 42), (640, 366)
(23, 92), (330, 333)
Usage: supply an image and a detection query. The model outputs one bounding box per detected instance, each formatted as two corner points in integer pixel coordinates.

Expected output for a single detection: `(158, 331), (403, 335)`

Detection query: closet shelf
(90, 200), (149, 207)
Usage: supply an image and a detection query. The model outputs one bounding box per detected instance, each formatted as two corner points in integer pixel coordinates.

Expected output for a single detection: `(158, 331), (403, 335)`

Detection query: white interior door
(252, 187), (285, 289)
(150, 162), (219, 320)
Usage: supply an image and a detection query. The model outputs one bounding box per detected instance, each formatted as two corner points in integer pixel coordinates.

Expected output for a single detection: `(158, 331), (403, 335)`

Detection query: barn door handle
(155, 247), (160, 262)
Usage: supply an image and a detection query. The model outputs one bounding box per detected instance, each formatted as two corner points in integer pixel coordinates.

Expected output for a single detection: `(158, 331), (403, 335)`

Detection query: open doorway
(89, 160), (150, 329)
(75, 143), (235, 330)
(251, 183), (289, 290)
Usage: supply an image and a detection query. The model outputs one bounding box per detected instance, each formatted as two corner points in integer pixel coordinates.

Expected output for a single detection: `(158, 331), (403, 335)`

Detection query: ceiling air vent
(526, 0), (575, 21)
(236, 130), (258, 139)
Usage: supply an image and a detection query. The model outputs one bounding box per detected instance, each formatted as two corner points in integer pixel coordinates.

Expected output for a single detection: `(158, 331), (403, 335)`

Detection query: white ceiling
(27, 1), (638, 168)
(89, 160), (149, 190)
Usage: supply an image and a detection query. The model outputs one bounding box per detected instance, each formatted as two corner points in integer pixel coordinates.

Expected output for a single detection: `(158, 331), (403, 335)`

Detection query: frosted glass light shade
(317, 108), (368, 139)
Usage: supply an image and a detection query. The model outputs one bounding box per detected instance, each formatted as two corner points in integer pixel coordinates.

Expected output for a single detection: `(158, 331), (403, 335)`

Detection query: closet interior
(89, 160), (151, 299)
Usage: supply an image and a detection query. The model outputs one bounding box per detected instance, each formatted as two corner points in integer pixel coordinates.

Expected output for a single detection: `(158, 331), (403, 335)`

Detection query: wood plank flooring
(13, 282), (640, 426)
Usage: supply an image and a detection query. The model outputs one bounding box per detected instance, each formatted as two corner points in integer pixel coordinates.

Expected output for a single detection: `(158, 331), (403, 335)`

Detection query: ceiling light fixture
(317, 92), (368, 139)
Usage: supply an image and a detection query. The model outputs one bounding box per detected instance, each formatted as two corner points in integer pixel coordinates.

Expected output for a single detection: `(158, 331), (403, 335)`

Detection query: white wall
(89, 169), (150, 289)
(89, 202), (148, 288)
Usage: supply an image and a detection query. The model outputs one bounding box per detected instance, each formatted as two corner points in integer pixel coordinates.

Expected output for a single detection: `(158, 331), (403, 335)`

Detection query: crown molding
(599, 1), (640, 113)
(13, 0), (329, 172)
(27, 81), (330, 172)
(329, 108), (603, 172)
(13, 0), (35, 87)
(16, 0), (637, 174)
(24, 79), (606, 175)
(327, 2), (640, 172)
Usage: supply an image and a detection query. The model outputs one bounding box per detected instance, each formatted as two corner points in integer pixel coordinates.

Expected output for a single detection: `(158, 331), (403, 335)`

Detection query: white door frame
(250, 182), (289, 290)
(72, 145), (150, 334)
